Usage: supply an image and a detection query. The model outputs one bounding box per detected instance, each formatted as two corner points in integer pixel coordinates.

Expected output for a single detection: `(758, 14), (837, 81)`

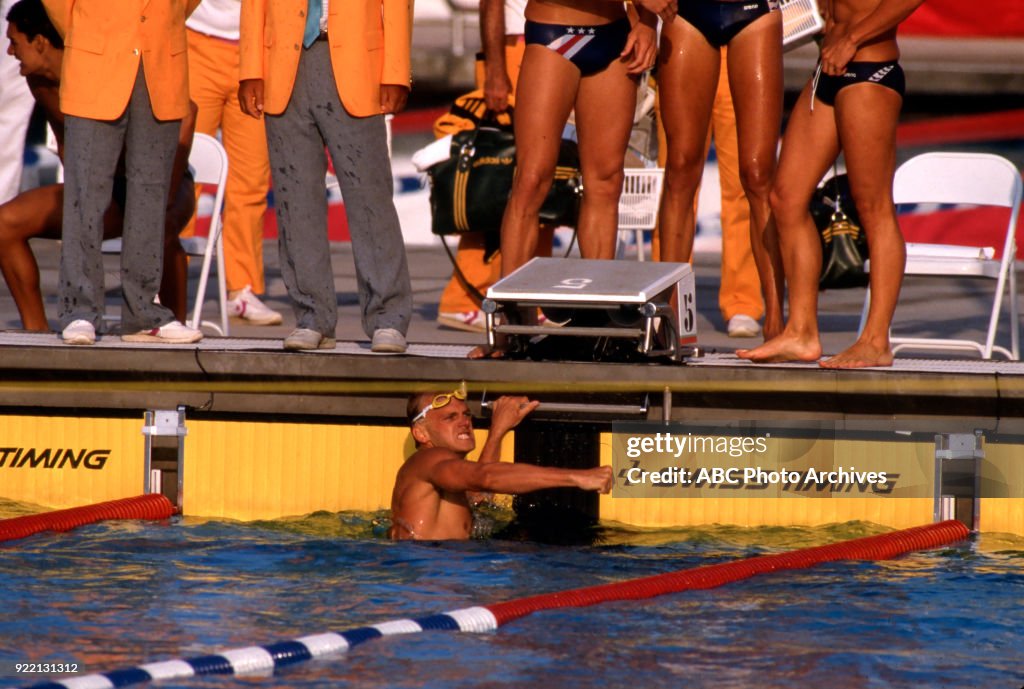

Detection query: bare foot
(736, 333), (822, 363)
(467, 344), (506, 359)
(820, 340), (894, 369)
(763, 308), (785, 341)
(468, 314), (519, 359)
(762, 318), (784, 341)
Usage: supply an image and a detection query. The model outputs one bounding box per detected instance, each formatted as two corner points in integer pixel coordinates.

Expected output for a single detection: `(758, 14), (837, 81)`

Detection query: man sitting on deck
(389, 387), (613, 540)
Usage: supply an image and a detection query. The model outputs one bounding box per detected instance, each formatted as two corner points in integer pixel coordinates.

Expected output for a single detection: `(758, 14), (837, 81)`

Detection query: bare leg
(498, 45), (580, 278)
(469, 45), (580, 359)
(573, 58), (638, 259)
(656, 19), (719, 264)
(737, 81), (839, 362)
(820, 83), (903, 369)
(726, 12), (784, 338)
(0, 185), (63, 331)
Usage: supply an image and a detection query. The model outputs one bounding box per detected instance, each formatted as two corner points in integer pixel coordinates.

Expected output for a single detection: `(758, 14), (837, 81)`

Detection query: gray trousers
(60, 63), (179, 333)
(265, 41), (412, 338)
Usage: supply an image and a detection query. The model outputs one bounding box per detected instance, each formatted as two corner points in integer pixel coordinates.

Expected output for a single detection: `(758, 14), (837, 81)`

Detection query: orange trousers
(656, 50), (763, 322)
(438, 38), (558, 315)
(186, 29), (271, 295)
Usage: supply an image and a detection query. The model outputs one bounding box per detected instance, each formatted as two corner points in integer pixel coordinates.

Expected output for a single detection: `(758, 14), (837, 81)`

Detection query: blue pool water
(1, 508), (1022, 689)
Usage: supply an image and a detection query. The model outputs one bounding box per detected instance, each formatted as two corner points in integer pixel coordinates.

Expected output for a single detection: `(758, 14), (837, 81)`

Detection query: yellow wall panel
(183, 420), (495, 521)
(0, 414), (144, 509)
(601, 493), (934, 530)
(981, 499), (1024, 534)
(980, 441), (1024, 534)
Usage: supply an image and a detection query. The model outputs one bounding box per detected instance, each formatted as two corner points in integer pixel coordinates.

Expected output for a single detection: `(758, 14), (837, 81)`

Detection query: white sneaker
(283, 328), (336, 351)
(371, 328), (407, 353)
(227, 285), (283, 325)
(727, 314), (762, 338)
(122, 320), (203, 344)
(437, 310), (485, 333)
(62, 319), (96, 345)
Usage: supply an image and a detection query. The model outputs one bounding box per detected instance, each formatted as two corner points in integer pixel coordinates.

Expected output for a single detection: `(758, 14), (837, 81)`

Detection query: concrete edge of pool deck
(2, 242), (1023, 430)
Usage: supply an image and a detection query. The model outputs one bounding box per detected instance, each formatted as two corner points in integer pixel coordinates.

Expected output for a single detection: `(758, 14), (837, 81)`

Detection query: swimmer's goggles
(411, 385), (467, 423)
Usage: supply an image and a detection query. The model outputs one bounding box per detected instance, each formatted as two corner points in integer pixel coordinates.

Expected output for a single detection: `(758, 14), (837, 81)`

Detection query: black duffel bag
(811, 173), (870, 290)
(426, 126), (582, 257)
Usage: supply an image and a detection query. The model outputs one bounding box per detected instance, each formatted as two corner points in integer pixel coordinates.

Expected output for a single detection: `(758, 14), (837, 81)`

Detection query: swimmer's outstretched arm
(430, 458), (614, 496)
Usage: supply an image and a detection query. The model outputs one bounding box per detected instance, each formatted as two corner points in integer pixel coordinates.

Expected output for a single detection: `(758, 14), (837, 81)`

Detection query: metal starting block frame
(482, 257), (697, 361)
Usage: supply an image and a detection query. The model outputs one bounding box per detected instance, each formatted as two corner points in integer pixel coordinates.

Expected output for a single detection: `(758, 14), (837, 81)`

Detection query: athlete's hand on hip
(381, 84), (410, 114)
(819, 27), (857, 75)
(621, 22), (657, 75)
(238, 79), (264, 119)
(635, 0), (676, 25)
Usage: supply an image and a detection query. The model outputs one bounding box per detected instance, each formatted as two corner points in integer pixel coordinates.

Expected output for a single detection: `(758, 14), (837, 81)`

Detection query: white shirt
(504, 0), (526, 36)
(186, 0), (241, 40)
(319, 0), (330, 33)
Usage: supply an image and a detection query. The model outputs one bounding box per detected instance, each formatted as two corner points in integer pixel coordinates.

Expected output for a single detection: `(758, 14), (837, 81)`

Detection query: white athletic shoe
(283, 328), (336, 351)
(437, 310), (486, 333)
(727, 314), (762, 338)
(227, 285), (283, 325)
(371, 328), (407, 353)
(62, 319), (96, 345)
(122, 320), (203, 344)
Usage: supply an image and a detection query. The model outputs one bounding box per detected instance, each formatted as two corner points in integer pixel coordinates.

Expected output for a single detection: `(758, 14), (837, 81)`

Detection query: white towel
(411, 135), (453, 172)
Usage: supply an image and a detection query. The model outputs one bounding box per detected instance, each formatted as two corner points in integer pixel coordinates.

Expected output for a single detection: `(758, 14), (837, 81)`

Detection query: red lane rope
(0, 494), (176, 543)
(487, 520), (970, 625)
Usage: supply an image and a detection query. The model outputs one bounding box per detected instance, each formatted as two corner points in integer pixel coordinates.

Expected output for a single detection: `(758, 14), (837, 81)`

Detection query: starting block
(482, 257), (697, 362)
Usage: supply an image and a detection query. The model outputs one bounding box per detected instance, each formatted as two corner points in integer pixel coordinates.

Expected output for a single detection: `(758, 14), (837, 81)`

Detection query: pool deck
(2, 241), (1022, 431)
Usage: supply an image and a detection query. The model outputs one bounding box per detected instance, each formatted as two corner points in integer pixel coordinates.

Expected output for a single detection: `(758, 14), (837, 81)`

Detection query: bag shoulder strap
(440, 235), (487, 305)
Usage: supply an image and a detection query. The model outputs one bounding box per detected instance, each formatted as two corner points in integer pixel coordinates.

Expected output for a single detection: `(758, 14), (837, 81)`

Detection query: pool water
(1, 506), (1022, 689)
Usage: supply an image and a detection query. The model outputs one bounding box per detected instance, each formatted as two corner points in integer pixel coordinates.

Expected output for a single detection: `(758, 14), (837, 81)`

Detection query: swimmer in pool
(737, 0), (926, 369)
(389, 388), (613, 540)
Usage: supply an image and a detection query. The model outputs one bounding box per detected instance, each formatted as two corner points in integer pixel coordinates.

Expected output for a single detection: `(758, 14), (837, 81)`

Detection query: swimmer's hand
(576, 466), (614, 494)
(819, 26), (857, 75)
(620, 19), (657, 75)
(634, 0), (676, 25)
(490, 396), (540, 436)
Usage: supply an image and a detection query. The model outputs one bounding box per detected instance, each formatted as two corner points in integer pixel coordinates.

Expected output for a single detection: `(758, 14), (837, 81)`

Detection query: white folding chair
(859, 152), (1023, 359)
(181, 132), (230, 336)
(617, 168), (664, 262)
(99, 133), (229, 334)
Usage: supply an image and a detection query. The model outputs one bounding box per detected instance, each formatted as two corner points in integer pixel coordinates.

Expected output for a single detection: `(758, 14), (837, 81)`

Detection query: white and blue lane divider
(23, 607), (498, 689)
(20, 521), (971, 689)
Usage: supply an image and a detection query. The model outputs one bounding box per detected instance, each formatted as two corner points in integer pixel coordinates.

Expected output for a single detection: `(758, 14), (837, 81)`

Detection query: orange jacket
(42, 0), (200, 121)
(239, 0), (411, 118)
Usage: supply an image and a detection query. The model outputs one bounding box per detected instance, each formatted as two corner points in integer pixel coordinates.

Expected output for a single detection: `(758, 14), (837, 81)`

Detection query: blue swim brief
(813, 60), (906, 107)
(524, 17), (632, 77)
(679, 0), (779, 48)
